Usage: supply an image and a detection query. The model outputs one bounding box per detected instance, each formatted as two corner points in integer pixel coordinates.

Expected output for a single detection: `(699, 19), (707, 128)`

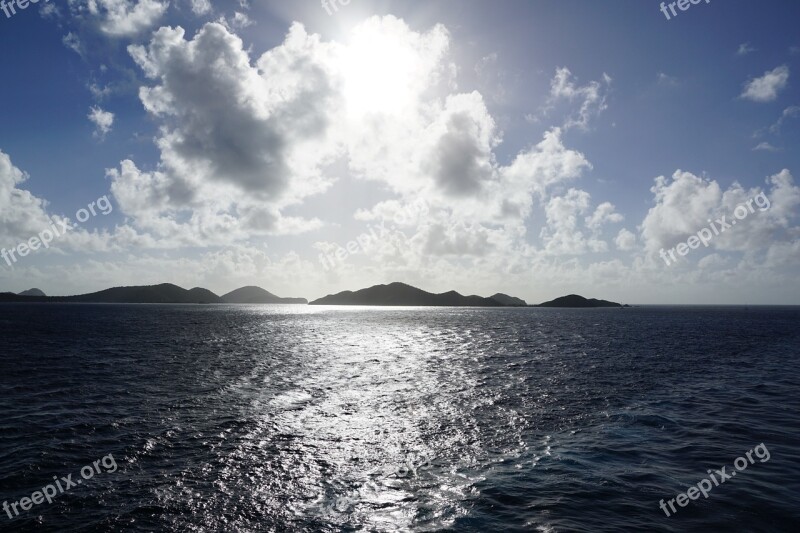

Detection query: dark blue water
(1, 304), (799, 532)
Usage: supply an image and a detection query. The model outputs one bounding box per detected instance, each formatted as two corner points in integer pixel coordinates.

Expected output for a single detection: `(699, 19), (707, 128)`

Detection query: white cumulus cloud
(741, 65), (789, 102)
(88, 106), (114, 138)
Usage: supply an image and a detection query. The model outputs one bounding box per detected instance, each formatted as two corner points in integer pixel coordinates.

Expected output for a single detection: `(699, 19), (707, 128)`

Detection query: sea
(1, 303), (799, 532)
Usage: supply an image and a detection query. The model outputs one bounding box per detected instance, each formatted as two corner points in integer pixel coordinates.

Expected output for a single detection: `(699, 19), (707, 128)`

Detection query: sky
(0, 0), (798, 304)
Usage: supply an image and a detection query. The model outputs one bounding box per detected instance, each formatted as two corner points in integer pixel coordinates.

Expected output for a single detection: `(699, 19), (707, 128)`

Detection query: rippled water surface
(1, 304), (799, 532)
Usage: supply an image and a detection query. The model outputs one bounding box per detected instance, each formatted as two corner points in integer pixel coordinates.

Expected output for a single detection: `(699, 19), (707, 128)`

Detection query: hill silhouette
(0, 284), (305, 305)
(310, 282), (509, 306)
(0, 283), (621, 308)
(491, 293), (527, 306)
(537, 294), (621, 308)
(19, 288), (46, 297)
(222, 286), (307, 304)
(56, 284), (224, 304)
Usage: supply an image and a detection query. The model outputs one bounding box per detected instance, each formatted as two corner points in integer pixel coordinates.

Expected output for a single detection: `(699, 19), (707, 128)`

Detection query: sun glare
(341, 26), (419, 117)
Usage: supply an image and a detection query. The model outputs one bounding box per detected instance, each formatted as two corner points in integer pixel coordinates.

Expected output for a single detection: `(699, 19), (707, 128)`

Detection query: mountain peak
(491, 293), (527, 306)
(537, 294), (621, 308)
(221, 286), (307, 304)
(310, 282), (507, 307)
(18, 288), (46, 297)
(0, 284), (307, 305)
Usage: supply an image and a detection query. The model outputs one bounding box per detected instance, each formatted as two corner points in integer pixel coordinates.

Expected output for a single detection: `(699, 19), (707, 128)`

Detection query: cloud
(657, 72), (680, 87)
(475, 53), (497, 77)
(753, 142), (780, 152)
(40, 1), (60, 18)
(641, 171), (723, 255)
(0, 151), (50, 246)
(753, 105), (800, 139)
(335, 17), (592, 227)
(129, 22), (339, 197)
(216, 11), (254, 30)
(770, 105), (800, 134)
(109, 14), (606, 260)
(88, 15), (621, 297)
(640, 169), (800, 257)
(231, 11), (252, 28)
(427, 93), (497, 197)
(615, 229), (636, 251)
(88, 106), (114, 138)
(586, 202), (623, 231)
(546, 68), (611, 130)
(539, 189), (612, 255)
(354, 199), (429, 226)
(420, 222), (494, 257)
(89, 82), (113, 99)
(500, 128), (591, 202)
(0, 150), (115, 258)
(189, 0), (211, 16)
(737, 43), (756, 56)
(474, 52), (515, 105)
(115, 22), (344, 242)
(741, 65), (790, 102)
(62, 32), (83, 55)
(79, 0), (169, 37)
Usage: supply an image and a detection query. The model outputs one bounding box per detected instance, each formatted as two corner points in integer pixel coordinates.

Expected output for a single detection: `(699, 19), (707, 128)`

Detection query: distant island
(0, 283), (307, 305)
(309, 282), (512, 307)
(491, 293), (528, 306)
(536, 294), (623, 308)
(221, 286), (307, 304)
(0, 282), (623, 308)
(18, 288), (46, 297)
(310, 282), (537, 307)
(310, 283), (621, 308)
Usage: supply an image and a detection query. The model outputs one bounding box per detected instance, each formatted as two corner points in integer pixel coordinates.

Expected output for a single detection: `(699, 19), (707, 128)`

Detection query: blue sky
(0, 0), (798, 303)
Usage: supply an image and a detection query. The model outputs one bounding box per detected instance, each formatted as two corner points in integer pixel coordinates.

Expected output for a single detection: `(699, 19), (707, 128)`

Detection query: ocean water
(0, 304), (799, 532)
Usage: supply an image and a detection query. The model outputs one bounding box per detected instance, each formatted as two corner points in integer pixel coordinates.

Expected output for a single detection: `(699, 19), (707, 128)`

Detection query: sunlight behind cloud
(340, 21), (424, 116)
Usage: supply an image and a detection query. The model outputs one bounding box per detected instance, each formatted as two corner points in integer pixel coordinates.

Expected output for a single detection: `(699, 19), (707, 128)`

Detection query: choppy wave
(1, 304), (799, 531)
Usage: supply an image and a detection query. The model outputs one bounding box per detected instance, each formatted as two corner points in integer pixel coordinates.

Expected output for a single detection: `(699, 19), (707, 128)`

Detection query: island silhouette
(0, 283), (306, 304)
(310, 283), (621, 307)
(0, 282), (623, 307)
